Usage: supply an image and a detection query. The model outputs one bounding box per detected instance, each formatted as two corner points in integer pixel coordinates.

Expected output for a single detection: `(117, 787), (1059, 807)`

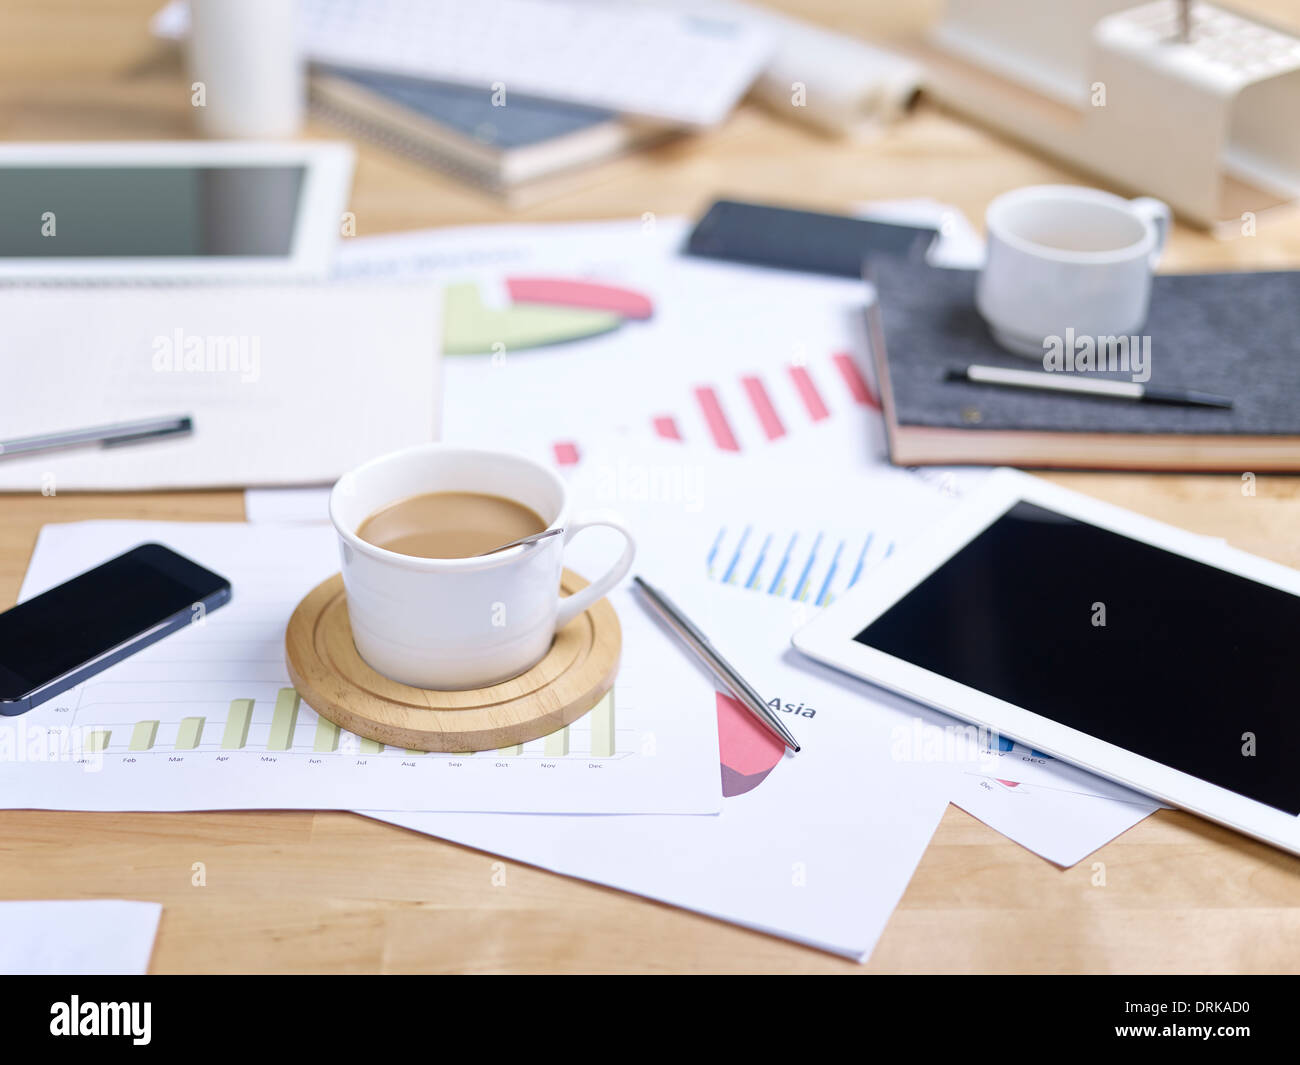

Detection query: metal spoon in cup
(477, 526), (564, 556)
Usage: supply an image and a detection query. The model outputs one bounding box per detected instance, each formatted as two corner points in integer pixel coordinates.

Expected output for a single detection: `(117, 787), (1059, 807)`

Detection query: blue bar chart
(707, 522), (896, 607)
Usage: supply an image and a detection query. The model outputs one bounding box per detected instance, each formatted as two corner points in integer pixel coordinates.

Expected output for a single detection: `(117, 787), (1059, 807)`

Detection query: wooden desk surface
(3, 0), (1300, 974)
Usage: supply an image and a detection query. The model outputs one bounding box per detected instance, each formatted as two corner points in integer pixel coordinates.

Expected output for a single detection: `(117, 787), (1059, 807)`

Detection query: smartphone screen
(685, 199), (937, 278)
(0, 543), (230, 713)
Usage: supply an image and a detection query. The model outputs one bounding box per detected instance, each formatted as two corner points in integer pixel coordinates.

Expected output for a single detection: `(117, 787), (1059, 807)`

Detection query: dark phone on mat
(684, 198), (937, 278)
(0, 543), (231, 715)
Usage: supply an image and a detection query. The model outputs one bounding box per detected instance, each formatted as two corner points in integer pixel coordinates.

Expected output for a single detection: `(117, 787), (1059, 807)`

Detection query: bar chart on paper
(0, 521), (722, 816)
(707, 521), (895, 607)
(76, 686), (624, 762)
(650, 350), (882, 457)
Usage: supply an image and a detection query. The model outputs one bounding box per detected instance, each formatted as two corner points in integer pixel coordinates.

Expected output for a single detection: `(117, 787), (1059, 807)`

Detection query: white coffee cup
(329, 444), (635, 690)
(976, 185), (1171, 358)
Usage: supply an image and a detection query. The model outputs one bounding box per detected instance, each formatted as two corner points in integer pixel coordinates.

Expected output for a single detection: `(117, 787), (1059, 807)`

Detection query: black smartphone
(0, 543), (231, 716)
(684, 198), (937, 278)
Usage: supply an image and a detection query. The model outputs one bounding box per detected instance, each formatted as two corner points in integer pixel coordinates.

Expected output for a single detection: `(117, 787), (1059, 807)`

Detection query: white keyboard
(154, 0), (774, 127)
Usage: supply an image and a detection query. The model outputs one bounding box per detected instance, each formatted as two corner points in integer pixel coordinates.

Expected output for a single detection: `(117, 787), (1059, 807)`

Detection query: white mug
(976, 185), (1170, 358)
(188, 0), (303, 138)
(329, 444), (635, 690)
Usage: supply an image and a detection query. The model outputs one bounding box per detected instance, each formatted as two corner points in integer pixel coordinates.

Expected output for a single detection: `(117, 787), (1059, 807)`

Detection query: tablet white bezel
(793, 467), (1300, 856)
(0, 141), (354, 281)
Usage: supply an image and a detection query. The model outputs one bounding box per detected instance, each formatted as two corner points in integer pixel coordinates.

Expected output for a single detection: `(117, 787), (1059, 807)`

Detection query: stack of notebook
(866, 256), (1300, 471)
(312, 68), (676, 203)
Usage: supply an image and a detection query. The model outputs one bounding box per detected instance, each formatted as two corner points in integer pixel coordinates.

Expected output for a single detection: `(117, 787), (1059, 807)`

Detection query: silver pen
(0, 415), (194, 459)
(945, 365), (1232, 409)
(633, 575), (801, 754)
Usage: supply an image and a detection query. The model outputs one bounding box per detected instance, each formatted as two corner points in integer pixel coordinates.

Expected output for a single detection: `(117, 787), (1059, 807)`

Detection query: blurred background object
(186, 0), (303, 138)
(920, 0), (1300, 230)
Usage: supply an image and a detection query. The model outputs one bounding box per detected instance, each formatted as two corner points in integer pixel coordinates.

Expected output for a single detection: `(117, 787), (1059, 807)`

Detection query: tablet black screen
(854, 501), (1300, 814)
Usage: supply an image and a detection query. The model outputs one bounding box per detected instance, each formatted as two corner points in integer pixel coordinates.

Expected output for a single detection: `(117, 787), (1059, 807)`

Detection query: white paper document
(370, 588), (955, 961)
(956, 785), (1156, 867)
(332, 218), (888, 466)
(0, 283), (440, 491)
(0, 900), (162, 975)
(952, 773), (1157, 867)
(5, 520), (720, 815)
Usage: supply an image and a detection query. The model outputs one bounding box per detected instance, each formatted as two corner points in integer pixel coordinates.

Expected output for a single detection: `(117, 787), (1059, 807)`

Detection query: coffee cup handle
(554, 510), (636, 630)
(1129, 196), (1171, 267)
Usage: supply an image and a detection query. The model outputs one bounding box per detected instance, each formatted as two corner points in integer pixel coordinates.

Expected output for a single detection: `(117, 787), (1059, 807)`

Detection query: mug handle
(554, 510), (636, 630)
(1129, 196), (1171, 267)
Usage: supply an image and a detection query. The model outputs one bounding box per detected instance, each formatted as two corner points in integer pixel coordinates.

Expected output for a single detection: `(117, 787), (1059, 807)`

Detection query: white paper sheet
(5, 520), (720, 815)
(0, 283), (440, 491)
(370, 587), (955, 961)
(951, 773), (1158, 868)
(0, 900), (162, 975)
(329, 215), (950, 468)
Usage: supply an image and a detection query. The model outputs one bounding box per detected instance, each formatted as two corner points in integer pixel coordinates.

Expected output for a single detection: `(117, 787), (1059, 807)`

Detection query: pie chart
(443, 276), (654, 355)
(717, 691), (786, 797)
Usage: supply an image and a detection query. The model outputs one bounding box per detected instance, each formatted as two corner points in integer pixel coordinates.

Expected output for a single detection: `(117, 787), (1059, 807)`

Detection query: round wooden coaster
(285, 570), (621, 752)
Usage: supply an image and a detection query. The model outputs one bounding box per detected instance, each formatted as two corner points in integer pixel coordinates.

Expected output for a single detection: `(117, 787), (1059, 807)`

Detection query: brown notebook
(866, 257), (1300, 471)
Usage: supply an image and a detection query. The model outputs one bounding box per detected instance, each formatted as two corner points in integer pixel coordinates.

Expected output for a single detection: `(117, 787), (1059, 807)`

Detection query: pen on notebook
(0, 415), (195, 459)
(945, 365), (1233, 410)
(633, 575), (801, 754)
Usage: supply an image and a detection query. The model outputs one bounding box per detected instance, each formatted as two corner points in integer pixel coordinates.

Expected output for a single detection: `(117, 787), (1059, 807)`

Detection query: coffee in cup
(356, 491), (547, 560)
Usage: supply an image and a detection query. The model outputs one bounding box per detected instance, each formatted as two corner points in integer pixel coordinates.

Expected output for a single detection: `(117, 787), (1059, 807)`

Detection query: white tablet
(794, 468), (1300, 857)
(0, 141), (354, 281)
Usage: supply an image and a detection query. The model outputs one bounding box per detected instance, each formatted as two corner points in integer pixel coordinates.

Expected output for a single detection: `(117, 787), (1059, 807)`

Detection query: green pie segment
(443, 282), (624, 355)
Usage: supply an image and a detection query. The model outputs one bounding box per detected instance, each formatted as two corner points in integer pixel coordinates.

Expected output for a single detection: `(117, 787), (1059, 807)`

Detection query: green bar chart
(590, 691), (616, 757)
(65, 686), (623, 759)
(176, 716), (205, 750)
(129, 720), (158, 751)
(491, 690), (617, 758)
(313, 717), (340, 753)
(267, 688), (300, 751)
(222, 698), (254, 750)
(544, 728), (569, 756)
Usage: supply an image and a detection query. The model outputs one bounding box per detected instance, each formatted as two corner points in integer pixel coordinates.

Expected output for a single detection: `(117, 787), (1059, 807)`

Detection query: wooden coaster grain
(285, 570), (620, 752)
